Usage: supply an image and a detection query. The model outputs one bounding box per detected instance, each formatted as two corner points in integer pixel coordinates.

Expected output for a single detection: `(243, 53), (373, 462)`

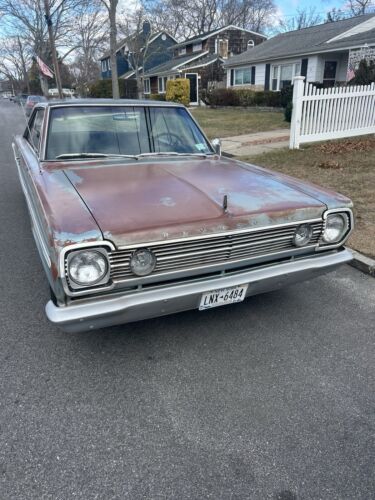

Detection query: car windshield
(45, 105), (213, 160)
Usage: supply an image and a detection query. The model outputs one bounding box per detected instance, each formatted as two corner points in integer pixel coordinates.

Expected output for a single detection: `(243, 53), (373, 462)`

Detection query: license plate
(199, 284), (248, 311)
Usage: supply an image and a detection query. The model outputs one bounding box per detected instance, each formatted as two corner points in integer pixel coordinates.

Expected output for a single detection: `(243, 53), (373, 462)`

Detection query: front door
(185, 73), (198, 105)
(323, 61), (337, 87)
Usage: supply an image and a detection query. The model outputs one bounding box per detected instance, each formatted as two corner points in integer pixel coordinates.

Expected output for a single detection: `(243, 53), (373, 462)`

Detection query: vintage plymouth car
(12, 99), (353, 332)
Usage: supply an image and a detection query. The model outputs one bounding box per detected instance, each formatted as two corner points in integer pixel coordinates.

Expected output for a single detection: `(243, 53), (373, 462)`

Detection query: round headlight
(68, 250), (108, 286)
(322, 213), (348, 244)
(293, 224), (313, 247)
(130, 248), (156, 276)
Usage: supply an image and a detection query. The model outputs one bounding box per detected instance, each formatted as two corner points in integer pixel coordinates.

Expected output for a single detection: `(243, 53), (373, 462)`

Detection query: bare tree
(0, 0), (78, 59)
(0, 36), (32, 93)
(100, 0), (120, 98)
(70, 0), (106, 95)
(348, 0), (372, 15)
(326, 8), (346, 23)
(276, 7), (322, 33)
(141, 0), (276, 39)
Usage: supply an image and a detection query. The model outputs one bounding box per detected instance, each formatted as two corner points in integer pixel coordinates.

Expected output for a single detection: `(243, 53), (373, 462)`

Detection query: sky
(276, 0), (345, 20)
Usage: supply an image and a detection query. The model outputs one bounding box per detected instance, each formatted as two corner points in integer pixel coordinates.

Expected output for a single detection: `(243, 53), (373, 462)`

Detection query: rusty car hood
(59, 156), (347, 246)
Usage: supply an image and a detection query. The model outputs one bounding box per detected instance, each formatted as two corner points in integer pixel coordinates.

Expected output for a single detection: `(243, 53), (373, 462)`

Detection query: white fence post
(289, 76), (305, 150)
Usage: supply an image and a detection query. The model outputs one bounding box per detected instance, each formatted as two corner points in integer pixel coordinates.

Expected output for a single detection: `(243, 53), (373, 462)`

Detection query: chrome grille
(109, 221), (324, 283)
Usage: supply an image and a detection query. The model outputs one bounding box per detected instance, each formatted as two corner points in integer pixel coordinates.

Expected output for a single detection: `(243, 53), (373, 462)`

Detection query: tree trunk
(17, 37), (30, 94)
(109, 1), (120, 99)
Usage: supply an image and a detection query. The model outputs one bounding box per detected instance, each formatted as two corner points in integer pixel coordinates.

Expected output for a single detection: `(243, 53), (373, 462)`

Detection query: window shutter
(230, 69), (234, 86)
(251, 66), (256, 85)
(264, 64), (270, 90)
(301, 58), (308, 77)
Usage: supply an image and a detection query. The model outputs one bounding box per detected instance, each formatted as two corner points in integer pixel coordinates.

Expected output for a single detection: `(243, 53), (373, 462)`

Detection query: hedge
(148, 93), (166, 101)
(88, 79), (138, 98)
(166, 79), (190, 106)
(202, 87), (294, 108)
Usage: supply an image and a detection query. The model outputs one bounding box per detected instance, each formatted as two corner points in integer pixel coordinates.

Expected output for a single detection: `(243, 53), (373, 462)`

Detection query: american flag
(346, 61), (355, 82)
(35, 56), (54, 78)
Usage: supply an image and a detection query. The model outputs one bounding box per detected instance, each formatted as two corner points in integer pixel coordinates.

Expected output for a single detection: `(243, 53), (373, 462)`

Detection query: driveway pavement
(0, 99), (374, 500)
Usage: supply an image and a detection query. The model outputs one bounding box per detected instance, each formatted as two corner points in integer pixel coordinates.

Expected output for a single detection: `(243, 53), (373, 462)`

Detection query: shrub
(349, 59), (375, 85)
(284, 101), (293, 122)
(166, 79), (190, 106)
(88, 79), (113, 98)
(149, 93), (166, 101)
(203, 88), (283, 107)
(205, 88), (240, 106)
(280, 85), (293, 108)
(88, 79), (138, 98)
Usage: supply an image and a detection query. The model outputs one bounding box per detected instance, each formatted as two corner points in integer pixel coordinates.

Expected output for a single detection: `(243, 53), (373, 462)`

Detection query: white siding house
(224, 14), (375, 91)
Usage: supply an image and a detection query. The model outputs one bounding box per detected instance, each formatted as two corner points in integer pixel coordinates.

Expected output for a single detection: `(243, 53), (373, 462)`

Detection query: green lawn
(190, 107), (289, 139)
(238, 137), (375, 259)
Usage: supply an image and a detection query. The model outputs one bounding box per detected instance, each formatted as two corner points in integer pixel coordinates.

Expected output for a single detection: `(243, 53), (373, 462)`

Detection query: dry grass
(238, 136), (375, 258)
(190, 107), (289, 139)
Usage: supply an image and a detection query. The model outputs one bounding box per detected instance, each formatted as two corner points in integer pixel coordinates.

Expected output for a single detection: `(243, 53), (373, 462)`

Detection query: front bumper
(46, 249), (352, 333)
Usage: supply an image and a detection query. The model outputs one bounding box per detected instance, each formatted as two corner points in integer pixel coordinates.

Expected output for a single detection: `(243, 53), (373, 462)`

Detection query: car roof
(36, 98), (184, 108)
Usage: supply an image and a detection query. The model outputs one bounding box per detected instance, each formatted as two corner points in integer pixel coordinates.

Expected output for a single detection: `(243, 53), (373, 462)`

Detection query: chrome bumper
(46, 249), (352, 333)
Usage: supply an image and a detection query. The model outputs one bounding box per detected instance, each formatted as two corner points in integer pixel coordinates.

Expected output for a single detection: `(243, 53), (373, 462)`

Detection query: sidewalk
(222, 129), (290, 156)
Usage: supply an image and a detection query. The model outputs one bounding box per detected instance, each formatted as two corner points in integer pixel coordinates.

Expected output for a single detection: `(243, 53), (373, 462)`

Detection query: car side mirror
(211, 138), (221, 156)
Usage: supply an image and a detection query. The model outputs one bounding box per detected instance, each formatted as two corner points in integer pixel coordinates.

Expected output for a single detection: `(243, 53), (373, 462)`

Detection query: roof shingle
(225, 14), (375, 67)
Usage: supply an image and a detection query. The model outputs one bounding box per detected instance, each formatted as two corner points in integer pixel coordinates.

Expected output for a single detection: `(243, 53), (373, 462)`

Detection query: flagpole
(44, 0), (63, 99)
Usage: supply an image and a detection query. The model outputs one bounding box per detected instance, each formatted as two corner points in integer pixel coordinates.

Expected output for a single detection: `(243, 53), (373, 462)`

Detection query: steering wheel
(153, 132), (185, 149)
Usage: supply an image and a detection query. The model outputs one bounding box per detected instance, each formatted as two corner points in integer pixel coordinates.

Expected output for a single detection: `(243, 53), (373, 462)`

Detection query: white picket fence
(290, 76), (375, 149)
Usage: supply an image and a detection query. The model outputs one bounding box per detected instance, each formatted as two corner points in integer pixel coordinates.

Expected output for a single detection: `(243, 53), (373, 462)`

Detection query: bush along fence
(201, 87), (293, 109)
(290, 76), (375, 149)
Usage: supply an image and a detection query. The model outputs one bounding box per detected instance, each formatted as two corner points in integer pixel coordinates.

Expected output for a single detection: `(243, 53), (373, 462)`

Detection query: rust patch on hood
(63, 157), (327, 246)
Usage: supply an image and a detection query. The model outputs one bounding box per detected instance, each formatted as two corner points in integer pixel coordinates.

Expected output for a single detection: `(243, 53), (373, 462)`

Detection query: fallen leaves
(317, 137), (375, 154)
(318, 160), (342, 169)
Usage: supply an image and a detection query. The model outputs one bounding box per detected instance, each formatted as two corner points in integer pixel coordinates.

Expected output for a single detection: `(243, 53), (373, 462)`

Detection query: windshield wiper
(136, 152), (213, 159)
(55, 153), (138, 160)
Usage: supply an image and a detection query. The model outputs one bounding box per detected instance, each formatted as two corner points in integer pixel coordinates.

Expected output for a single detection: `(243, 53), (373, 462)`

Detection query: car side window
(28, 109), (45, 152)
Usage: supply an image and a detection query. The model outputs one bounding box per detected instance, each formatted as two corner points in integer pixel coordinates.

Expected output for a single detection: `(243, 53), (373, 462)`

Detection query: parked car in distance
(24, 95), (47, 116)
(12, 99), (354, 332)
(13, 94), (29, 106)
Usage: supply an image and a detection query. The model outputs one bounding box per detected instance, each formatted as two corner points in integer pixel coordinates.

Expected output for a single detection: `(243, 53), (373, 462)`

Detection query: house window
(323, 61), (337, 86)
(218, 39), (228, 59)
(179, 47), (186, 55)
(271, 62), (301, 90)
(234, 67), (253, 85)
(143, 78), (150, 94)
(193, 42), (202, 52)
(158, 76), (168, 93)
(101, 60), (108, 72)
(247, 40), (254, 49)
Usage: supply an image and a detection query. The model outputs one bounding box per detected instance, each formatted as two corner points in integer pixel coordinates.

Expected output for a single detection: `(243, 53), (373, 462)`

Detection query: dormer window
(179, 47), (187, 55)
(217, 39), (228, 59)
(193, 42), (202, 52)
(247, 40), (254, 49)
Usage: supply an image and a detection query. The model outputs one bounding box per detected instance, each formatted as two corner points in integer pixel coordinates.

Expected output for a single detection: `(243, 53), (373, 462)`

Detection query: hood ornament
(223, 194), (228, 213)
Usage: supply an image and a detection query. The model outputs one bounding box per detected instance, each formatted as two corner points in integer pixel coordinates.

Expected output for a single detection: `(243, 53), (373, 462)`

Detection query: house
(142, 25), (267, 104)
(100, 24), (177, 81)
(225, 13), (375, 91)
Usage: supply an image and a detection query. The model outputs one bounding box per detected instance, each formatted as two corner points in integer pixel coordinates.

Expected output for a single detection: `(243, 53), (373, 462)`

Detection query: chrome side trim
(12, 142), (51, 268)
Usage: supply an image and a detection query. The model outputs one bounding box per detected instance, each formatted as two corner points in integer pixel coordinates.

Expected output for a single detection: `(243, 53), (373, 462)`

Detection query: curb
(349, 248), (375, 277)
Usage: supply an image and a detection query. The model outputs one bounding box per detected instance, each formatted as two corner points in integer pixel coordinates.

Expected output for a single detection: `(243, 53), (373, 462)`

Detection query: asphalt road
(0, 99), (374, 500)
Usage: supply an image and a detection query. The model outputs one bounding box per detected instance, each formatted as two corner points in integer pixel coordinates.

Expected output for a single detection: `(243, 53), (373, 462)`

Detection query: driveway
(0, 100), (374, 500)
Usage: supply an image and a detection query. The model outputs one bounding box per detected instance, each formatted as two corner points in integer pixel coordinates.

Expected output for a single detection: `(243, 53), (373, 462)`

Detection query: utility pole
(43, 0), (63, 99)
